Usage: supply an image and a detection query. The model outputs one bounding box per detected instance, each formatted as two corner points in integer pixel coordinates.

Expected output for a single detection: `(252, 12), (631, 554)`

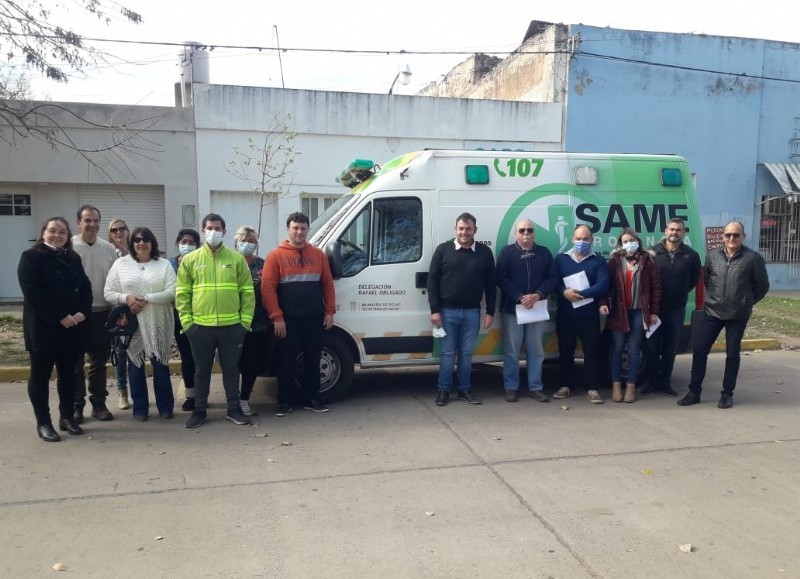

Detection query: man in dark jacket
(678, 221), (769, 409)
(643, 218), (701, 396)
(428, 212), (496, 406)
(496, 219), (556, 402)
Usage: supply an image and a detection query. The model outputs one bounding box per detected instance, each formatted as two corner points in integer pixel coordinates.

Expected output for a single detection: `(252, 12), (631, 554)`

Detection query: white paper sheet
(645, 316), (662, 339)
(516, 300), (550, 324)
(562, 271), (593, 309)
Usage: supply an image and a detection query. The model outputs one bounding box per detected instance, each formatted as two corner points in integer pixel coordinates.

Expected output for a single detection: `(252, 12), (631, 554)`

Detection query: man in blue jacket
(551, 225), (610, 404)
(496, 219), (556, 402)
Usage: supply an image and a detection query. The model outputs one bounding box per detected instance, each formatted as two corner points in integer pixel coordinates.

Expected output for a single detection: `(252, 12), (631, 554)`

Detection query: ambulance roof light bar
(336, 159), (377, 188)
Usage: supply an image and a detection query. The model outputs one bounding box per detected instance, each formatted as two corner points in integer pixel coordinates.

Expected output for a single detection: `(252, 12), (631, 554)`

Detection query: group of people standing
(18, 207), (335, 442)
(427, 213), (769, 410)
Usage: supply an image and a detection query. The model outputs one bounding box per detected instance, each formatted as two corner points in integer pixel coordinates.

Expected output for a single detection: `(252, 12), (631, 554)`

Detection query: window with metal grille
(759, 195), (800, 264)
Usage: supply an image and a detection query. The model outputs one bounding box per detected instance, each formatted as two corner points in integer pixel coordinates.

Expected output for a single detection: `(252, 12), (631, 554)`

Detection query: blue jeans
(611, 309), (645, 383)
(128, 356), (174, 417)
(645, 306), (686, 389)
(501, 313), (545, 391)
(114, 342), (128, 391)
(688, 313), (748, 395)
(437, 308), (480, 392)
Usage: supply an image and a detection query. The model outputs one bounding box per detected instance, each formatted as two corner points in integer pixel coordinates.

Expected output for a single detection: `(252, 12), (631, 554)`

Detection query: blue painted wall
(565, 26), (800, 289)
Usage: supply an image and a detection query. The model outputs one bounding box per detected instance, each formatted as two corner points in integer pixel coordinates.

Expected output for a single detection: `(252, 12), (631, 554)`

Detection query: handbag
(105, 305), (139, 365)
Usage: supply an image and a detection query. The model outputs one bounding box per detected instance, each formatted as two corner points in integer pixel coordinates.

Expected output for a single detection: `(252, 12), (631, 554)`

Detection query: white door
(2, 189), (35, 300)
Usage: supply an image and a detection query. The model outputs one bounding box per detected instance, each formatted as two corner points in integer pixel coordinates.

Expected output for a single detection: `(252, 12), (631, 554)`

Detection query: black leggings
(29, 351), (81, 426)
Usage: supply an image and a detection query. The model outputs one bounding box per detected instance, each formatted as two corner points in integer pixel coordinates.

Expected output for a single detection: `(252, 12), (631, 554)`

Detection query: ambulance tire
(295, 332), (355, 402)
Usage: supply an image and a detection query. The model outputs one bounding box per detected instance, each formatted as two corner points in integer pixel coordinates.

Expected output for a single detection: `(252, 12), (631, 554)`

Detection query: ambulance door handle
(415, 272), (428, 289)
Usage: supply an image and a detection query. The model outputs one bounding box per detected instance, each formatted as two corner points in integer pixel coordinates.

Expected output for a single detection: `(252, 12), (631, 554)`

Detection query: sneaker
(553, 387), (571, 399)
(505, 389), (518, 402)
(226, 408), (251, 425)
(528, 390), (550, 403)
(118, 389), (130, 410)
(457, 389), (482, 405)
(181, 397), (195, 412)
(435, 390), (450, 406)
(586, 390), (604, 404)
(185, 411), (207, 428)
(239, 400), (254, 416)
(304, 400), (330, 413)
(275, 404), (292, 417)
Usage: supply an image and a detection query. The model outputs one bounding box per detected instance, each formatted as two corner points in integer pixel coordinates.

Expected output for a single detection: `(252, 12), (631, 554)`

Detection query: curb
(0, 360), (216, 383)
(0, 340), (783, 382)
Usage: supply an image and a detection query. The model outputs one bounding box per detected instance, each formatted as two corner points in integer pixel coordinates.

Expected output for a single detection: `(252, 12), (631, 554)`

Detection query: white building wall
(0, 102), (196, 300)
(193, 84), (563, 249)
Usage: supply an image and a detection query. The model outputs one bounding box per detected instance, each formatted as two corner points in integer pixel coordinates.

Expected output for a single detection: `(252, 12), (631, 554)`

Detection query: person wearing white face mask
(232, 225), (275, 417)
(606, 228), (661, 403)
(176, 214), (255, 428)
(168, 229), (200, 411)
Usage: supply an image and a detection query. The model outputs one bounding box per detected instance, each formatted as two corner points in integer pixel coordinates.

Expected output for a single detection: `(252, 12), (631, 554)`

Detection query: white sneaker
(118, 389), (130, 410)
(586, 389), (604, 404)
(239, 400), (254, 416)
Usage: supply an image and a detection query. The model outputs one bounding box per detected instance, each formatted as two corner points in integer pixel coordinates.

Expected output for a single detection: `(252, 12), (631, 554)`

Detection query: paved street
(1, 350), (799, 578)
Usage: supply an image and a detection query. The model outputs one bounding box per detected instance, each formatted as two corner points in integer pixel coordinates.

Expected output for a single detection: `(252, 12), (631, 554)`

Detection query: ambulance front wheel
(296, 332), (355, 402)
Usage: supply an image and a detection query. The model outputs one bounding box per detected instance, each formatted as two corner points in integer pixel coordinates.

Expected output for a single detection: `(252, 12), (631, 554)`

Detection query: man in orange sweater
(262, 212), (336, 416)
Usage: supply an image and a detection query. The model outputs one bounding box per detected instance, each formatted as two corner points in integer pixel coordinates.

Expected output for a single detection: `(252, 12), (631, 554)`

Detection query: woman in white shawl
(104, 227), (176, 420)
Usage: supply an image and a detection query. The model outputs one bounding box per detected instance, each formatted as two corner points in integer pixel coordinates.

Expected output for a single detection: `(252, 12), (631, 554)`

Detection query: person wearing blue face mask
(168, 229), (200, 412)
(551, 224), (610, 404)
(233, 225), (275, 417)
(606, 228), (661, 403)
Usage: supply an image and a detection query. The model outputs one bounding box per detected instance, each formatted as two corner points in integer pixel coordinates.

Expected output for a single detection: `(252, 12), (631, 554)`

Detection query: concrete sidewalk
(1, 350), (799, 578)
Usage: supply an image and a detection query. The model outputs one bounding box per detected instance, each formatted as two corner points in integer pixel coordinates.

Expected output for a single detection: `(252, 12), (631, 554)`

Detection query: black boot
(90, 401), (113, 421)
(59, 417), (84, 435)
(37, 423), (61, 442)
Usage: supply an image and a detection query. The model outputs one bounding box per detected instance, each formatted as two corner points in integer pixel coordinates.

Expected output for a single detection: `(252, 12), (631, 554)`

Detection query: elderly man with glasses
(678, 221), (770, 409)
(496, 219), (556, 402)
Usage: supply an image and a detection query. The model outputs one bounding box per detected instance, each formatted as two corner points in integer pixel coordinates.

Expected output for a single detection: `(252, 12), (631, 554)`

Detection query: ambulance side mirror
(326, 241), (343, 280)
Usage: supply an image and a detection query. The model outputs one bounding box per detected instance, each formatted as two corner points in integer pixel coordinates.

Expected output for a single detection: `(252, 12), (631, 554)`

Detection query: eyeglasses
(132, 237), (151, 244)
(723, 232), (742, 239)
(517, 228), (534, 234)
(110, 227), (127, 233)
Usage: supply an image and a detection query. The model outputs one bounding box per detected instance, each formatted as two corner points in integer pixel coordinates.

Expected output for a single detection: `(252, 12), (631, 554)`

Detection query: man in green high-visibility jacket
(176, 212), (255, 429)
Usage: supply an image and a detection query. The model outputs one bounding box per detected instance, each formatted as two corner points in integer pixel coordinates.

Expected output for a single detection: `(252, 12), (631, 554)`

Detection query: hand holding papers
(516, 300), (549, 324)
(563, 271), (593, 309)
(645, 316), (661, 339)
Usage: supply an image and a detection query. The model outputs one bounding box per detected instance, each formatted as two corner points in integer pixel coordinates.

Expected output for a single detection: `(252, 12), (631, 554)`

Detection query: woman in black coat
(17, 217), (92, 442)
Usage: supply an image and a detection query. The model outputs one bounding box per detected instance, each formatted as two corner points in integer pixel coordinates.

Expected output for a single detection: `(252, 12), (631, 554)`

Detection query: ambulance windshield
(308, 194), (358, 241)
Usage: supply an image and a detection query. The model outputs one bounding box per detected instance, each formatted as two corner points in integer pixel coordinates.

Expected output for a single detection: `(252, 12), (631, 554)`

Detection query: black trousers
(29, 351), (81, 426)
(556, 310), (603, 391)
(173, 309), (195, 391)
(277, 315), (324, 405)
(74, 309), (111, 409)
(688, 313), (748, 395)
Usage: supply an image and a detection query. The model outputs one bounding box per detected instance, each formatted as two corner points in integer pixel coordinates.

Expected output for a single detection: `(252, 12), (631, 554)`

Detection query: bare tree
(0, 65), (32, 99)
(226, 112), (300, 236)
(0, 0), (142, 84)
(0, 0), (162, 183)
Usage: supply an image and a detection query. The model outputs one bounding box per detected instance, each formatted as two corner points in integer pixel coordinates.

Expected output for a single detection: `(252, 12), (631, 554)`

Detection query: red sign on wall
(705, 226), (725, 251)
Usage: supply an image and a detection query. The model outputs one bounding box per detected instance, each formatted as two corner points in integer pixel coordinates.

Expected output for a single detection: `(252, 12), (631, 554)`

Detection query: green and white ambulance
(305, 149), (703, 400)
